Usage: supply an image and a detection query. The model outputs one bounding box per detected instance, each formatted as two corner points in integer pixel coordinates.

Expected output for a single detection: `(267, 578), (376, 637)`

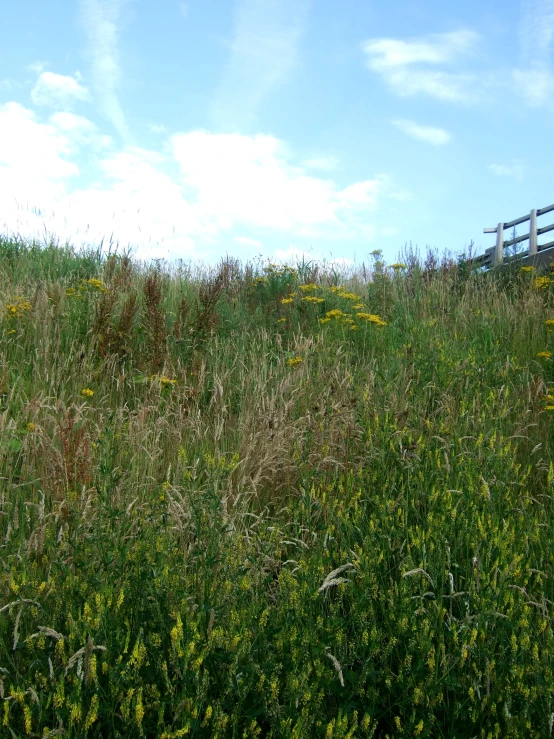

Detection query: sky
(1, 0), (553, 276)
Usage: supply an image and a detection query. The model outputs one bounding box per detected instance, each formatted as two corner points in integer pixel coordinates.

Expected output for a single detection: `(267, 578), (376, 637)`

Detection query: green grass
(1, 231), (554, 738)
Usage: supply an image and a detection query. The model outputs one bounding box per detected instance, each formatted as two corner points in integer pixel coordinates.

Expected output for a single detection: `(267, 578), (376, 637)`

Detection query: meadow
(0, 232), (553, 738)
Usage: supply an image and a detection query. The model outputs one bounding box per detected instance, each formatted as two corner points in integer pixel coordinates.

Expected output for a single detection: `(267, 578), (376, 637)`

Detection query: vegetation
(0, 231), (553, 738)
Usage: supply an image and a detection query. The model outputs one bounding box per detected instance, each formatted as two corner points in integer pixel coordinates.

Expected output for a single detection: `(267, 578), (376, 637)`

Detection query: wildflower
(159, 376), (177, 388)
(356, 312), (387, 326)
(81, 388), (94, 398)
(70, 702), (82, 724)
(83, 278), (109, 293)
(389, 263), (407, 270)
(538, 351), (552, 358)
(84, 694), (99, 730)
(337, 291), (360, 301)
(519, 266), (535, 272)
(301, 296), (325, 303)
(135, 689), (145, 726)
(22, 703), (32, 734)
(533, 276), (551, 289)
(298, 283), (319, 292)
(287, 357), (303, 367)
(281, 297), (294, 304)
(26, 422), (36, 432)
(5, 298), (32, 317)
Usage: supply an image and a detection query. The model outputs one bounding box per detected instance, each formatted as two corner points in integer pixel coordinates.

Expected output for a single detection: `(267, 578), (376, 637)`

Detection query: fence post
(493, 222), (504, 266)
(529, 209), (538, 257)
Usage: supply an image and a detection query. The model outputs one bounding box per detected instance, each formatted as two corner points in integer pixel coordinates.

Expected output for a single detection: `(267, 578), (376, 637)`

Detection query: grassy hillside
(1, 233), (553, 738)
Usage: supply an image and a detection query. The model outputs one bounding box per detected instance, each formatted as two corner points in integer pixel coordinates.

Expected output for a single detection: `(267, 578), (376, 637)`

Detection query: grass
(0, 230), (554, 738)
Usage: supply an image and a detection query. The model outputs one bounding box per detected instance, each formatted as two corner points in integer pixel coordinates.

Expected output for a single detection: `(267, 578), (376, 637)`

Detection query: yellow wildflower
(287, 357), (303, 367)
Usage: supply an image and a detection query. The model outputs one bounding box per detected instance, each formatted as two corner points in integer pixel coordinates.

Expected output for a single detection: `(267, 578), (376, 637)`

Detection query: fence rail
(470, 202), (554, 271)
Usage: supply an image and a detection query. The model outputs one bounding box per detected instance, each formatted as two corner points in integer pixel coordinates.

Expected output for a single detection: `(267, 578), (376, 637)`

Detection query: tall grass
(1, 231), (554, 738)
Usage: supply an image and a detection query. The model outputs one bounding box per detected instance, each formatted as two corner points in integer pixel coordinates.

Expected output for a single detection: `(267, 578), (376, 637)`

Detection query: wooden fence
(469, 202), (554, 271)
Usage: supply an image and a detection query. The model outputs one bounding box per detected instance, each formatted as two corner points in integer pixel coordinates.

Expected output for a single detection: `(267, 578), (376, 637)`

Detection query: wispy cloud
(518, 0), (554, 65)
(27, 61), (49, 74)
(31, 72), (91, 108)
(79, 0), (130, 140)
(487, 159), (525, 181)
(513, 67), (554, 106)
(177, 2), (189, 21)
(391, 119), (451, 146)
(210, 0), (311, 131)
(147, 123), (167, 134)
(513, 0), (554, 107)
(362, 29), (482, 103)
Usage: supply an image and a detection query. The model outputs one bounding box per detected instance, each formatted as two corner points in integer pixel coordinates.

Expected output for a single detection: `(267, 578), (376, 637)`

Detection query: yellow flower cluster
(5, 296), (32, 317)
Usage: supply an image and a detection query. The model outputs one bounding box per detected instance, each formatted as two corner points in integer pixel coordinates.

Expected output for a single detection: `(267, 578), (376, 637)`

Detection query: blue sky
(1, 0), (553, 274)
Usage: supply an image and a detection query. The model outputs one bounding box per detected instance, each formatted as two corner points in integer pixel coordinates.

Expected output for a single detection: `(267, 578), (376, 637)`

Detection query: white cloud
(301, 156), (341, 171)
(27, 61), (49, 74)
(511, 0), (554, 107)
(148, 123), (167, 134)
(518, 0), (554, 67)
(0, 101), (408, 266)
(362, 29), (482, 103)
(79, 0), (129, 140)
(487, 159), (525, 181)
(0, 103), (80, 232)
(391, 119), (451, 145)
(512, 66), (554, 107)
(210, 0), (311, 131)
(0, 103), (79, 181)
(31, 72), (91, 108)
(233, 235), (263, 247)
(169, 130), (387, 234)
(49, 112), (114, 151)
